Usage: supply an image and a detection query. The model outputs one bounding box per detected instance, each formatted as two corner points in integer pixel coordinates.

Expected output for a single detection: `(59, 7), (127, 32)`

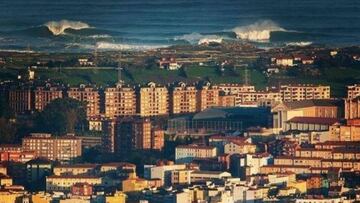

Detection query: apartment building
(0, 144), (36, 163)
(34, 84), (63, 111)
(224, 141), (256, 155)
(218, 93), (236, 107)
(279, 84), (330, 102)
(170, 82), (197, 114)
(138, 82), (169, 117)
(151, 127), (165, 150)
(111, 117), (164, 154)
(196, 83), (219, 111)
(22, 133), (82, 163)
(104, 84), (136, 118)
(235, 91), (281, 106)
(46, 175), (102, 192)
(344, 97), (360, 119)
(175, 145), (217, 164)
(347, 84), (360, 99)
(218, 84), (256, 95)
(67, 85), (100, 118)
(53, 164), (98, 176)
(132, 118), (152, 150)
(8, 86), (32, 114)
(144, 163), (187, 186)
(329, 123), (360, 141)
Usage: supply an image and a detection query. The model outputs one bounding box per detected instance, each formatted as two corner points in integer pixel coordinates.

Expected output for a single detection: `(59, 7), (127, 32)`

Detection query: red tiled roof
(209, 135), (247, 142)
(176, 145), (215, 150)
(55, 164), (98, 169)
(101, 162), (136, 168)
(47, 175), (100, 179)
(262, 165), (310, 169)
(287, 117), (339, 125)
(275, 156), (323, 160)
(317, 141), (360, 146)
(296, 148), (332, 152)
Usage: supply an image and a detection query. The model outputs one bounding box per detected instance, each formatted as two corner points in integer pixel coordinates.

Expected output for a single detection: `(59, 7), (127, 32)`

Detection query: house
(159, 57), (181, 70)
(274, 56), (294, 67)
(224, 140), (256, 155)
(78, 58), (94, 66)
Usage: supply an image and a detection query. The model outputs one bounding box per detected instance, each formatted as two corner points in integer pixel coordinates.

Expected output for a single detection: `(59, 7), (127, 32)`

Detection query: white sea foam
(175, 33), (223, 45)
(86, 34), (112, 39)
(44, 20), (90, 35)
(95, 42), (167, 51)
(0, 49), (35, 53)
(232, 20), (285, 42)
(286, 41), (313, 47)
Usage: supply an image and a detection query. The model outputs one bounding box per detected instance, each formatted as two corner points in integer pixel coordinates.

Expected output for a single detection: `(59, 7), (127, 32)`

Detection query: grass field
(1, 66), (267, 88)
(2, 65), (359, 97)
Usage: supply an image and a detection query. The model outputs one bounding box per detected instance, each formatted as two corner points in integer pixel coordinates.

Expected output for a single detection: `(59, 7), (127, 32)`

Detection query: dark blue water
(0, 0), (359, 52)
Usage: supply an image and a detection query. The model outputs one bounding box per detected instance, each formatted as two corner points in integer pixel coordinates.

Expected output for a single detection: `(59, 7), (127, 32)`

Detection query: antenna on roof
(117, 53), (124, 85)
(244, 67), (250, 85)
(94, 40), (98, 67)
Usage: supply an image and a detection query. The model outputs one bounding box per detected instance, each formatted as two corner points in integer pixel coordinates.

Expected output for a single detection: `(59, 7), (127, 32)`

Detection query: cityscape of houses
(1, 75), (360, 202)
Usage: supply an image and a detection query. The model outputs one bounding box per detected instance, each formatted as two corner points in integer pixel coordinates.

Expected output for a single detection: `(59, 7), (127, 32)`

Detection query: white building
(175, 145), (217, 164)
(143, 164), (187, 186)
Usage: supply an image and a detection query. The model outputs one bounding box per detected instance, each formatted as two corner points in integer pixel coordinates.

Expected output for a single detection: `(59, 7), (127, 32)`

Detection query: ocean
(0, 0), (359, 52)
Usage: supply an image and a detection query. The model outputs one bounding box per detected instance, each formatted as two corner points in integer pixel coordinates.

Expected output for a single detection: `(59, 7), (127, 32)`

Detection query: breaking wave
(85, 34), (112, 39)
(174, 33), (223, 45)
(44, 20), (91, 36)
(286, 41), (313, 47)
(95, 42), (168, 50)
(232, 20), (286, 42)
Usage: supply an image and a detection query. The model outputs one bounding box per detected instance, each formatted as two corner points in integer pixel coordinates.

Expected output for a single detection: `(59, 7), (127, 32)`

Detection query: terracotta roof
(176, 145), (215, 150)
(101, 162), (136, 168)
(321, 159), (360, 162)
(316, 141), (360, 146)
(55, 164), (98, 169)
(296, 148), (332, 152)
(275, 156), (322, 160)
(262, 165), (310, 169)
(209, 135), (247, 142)
(287, 117), (339, 125)
(47, 175), (100, 179)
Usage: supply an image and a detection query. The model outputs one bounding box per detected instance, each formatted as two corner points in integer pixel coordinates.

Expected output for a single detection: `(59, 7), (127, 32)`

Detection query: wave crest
(286, 41), (313, 47)
(232, 20), (285, 42)
(96, 42), (167, 51)
(44, 20), (90, 36)
(175, 33), (223, 45)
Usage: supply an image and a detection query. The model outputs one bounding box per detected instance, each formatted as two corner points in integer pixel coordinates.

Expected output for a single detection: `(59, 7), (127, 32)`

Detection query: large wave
(174, 33), (223, 45)
(232, 20), (285, 42)
(44, 20), (90, 36)
(95, 42), (167, 51)
(286, 41), (313, 47)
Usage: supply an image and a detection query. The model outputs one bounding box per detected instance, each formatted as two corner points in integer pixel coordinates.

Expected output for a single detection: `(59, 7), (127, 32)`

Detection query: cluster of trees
(0, 97), (87, 144)
(35, 98), (87, 135)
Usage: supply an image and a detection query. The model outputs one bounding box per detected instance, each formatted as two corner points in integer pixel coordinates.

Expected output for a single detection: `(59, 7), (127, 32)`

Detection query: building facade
(170, 82), (197, 114)
(104, 84), (136, 118)
(22, 133), (82, 163)
(67, 85), (100, 118)
(279, 84), (330, 102)
(138, 82), (169, 117)
(34, 84), (63, 111)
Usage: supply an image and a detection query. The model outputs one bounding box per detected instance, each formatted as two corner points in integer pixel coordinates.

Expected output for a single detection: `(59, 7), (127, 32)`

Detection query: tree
(0, 118), (18, 143)
(35, 98), (87, 135)
(0, 95), (13, 118)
